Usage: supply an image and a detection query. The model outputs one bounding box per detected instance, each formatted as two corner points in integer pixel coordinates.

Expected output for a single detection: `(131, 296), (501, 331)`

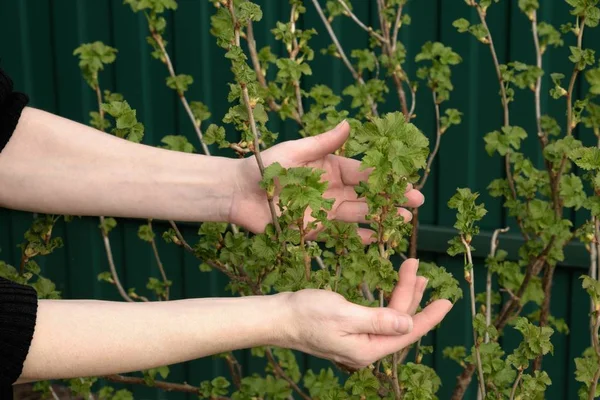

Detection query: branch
(391, 3), (404, 52)
(418, 92), (442, 190)
(265, 348), (311, 400)
(531, 12), (544, 139)
(475, 4), (509, 127)
(460, 235), (486, 399)
(241, 85), (283, 236)
(376, 0), (409, 117)
(225, 352), (243, 389)
(486, 227), (509, 343)
(151, 32), (211, 156)
(533, 263), (554, 371)
(246, 22), (303, 126)
(99, 218), (136, 303)
(567, 18), (586, 137)
(311, 0), (379, 116)
(102, 374), (220, 397)
(149, 219), (169, 301)
(336, 0), (388, 43)
(509, 369), (523, 400)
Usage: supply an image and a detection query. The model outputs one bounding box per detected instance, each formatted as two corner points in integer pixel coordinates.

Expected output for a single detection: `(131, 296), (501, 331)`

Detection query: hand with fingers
(280, 258), (453, 369)
(229, 120), (425, 241)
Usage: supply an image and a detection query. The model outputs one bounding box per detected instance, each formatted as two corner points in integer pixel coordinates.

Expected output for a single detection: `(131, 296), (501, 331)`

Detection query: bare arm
(18, 294), (288, 382)
(18, 259), (452, 383)
(0, 107), (238, 222)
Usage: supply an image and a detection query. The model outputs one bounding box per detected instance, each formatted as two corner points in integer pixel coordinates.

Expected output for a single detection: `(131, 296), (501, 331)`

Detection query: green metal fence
(1, 0), (598, 398)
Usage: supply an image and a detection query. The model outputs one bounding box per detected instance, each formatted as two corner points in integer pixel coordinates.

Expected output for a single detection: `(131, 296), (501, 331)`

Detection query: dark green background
(1, 0), (598, 399)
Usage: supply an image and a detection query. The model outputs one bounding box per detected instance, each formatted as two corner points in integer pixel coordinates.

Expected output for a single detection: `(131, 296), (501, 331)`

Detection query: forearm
(0, 107), (238, 222)
(18, 294), (291, 382)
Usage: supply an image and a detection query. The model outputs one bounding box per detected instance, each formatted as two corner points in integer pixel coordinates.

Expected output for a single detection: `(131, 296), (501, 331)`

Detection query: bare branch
(510, 369), (524, 400)
(265, 348), (311, 400)
(336, 0), (388, 43)
(460, 235), (486, 399)
(310, 0), (379, 116)
(418, 92), (442, 190)
(149, 219), (169, 301)
(486, 227), (509, 343)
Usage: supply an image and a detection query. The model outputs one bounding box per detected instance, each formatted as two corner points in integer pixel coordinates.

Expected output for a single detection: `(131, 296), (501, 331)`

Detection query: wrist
(262, 292), (297, 349)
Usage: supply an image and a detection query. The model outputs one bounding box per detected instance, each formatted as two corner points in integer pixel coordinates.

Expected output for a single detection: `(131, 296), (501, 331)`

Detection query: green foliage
(102, 100), (145, 143)
(73, 41), (117, 88)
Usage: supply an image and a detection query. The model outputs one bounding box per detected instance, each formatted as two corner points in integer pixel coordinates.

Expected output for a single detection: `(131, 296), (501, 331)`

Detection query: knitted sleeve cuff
(0, 277), (38, 385)
(0, 68), (30, 153)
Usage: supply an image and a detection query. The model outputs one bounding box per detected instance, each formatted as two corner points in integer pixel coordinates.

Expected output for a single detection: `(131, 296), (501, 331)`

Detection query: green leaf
(160, 135), (196, 153)
(73, 41), (117, 88)
(484, 126), (528, 156)
(137, 224), (155, 242)
(166, 74), (194, 94)
(569, 46), (595, 70)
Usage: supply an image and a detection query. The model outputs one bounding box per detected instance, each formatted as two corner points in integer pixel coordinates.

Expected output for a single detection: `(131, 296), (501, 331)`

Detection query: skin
(0, 107), (452, 383)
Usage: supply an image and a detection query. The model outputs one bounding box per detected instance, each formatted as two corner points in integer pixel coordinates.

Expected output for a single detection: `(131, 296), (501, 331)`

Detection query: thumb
(293, 120), (350, 162)
(351, 306), (414, 335)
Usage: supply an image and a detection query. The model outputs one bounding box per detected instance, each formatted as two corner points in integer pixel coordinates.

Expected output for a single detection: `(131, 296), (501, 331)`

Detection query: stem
(590, 313), (600, 400)
(392, 351), (402, 399)
(418, 92), (442, 190)
(336, 0), (388, 43)
(567, 18), (586, 137)
(103, 375), (217, 397)
(532, 12), (543, 139)
(100, 216), (135, 303)
(245, 22), (303, 127)
(148, 219), (169, 301)
(310, 0), (378, 116)
(265, 348), (311, 400)
(486, 227), (509, 343)
(391, 3), (403, 52)
(533, 263), (554, 371)
(241, 84), (282, 236)
(461, 235), (486, 399)
(299, 219), (311, 280)
(151, 32), (211, 156)
(510, 369), (524, 400)
(475, 5), (509, 127)
(225, 353), (243, 390)
(376, 0), (409, 117)
(409, 207), (419, 259)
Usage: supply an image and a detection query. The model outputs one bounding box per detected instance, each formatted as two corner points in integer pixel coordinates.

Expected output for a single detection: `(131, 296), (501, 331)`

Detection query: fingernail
(336, 119), (347, 128)
(419, 195), (425, 206)
(422, 278), (429, 290)
(395, 316), (413, 333)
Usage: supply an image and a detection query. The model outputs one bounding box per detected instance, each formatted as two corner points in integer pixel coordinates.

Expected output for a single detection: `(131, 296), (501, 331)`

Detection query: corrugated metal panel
(0, 0), (597, 399)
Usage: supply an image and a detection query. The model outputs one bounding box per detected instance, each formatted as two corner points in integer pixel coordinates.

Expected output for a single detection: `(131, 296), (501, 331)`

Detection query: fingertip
(398, 208), (413, 222)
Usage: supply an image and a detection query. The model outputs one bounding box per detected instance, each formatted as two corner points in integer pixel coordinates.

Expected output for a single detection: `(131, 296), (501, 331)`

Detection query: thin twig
(336, 0), (388, 43)
(376, 0), (409, 117)
(148, 219), (169, 301)
(265, 348), (311, 400)
(461, 235), (486, 399)
(510, 369), (524, 400)
(100, 217), (135, 303)
(391, 3), (404, 51)
(225, 353), (243, 389)
(486, 227), (509, 343)
(311, 0), (378, 116)
(151, 32), (210, 156)
(103, 374), (213, 396)
(567, 18), (586, 136)
(48, 385), (60, 400)
(418, 92), (442, 190)
(241, 85), (282, 235)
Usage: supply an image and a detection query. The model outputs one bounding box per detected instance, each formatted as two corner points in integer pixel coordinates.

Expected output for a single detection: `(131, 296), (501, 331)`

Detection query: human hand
(278, 258), (453, 369)
(229, 121), (425, 242)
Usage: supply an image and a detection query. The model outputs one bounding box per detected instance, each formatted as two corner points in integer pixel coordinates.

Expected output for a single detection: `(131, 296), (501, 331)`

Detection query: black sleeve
(0, 277), (38, 393)
(0, 68), (30, 153)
